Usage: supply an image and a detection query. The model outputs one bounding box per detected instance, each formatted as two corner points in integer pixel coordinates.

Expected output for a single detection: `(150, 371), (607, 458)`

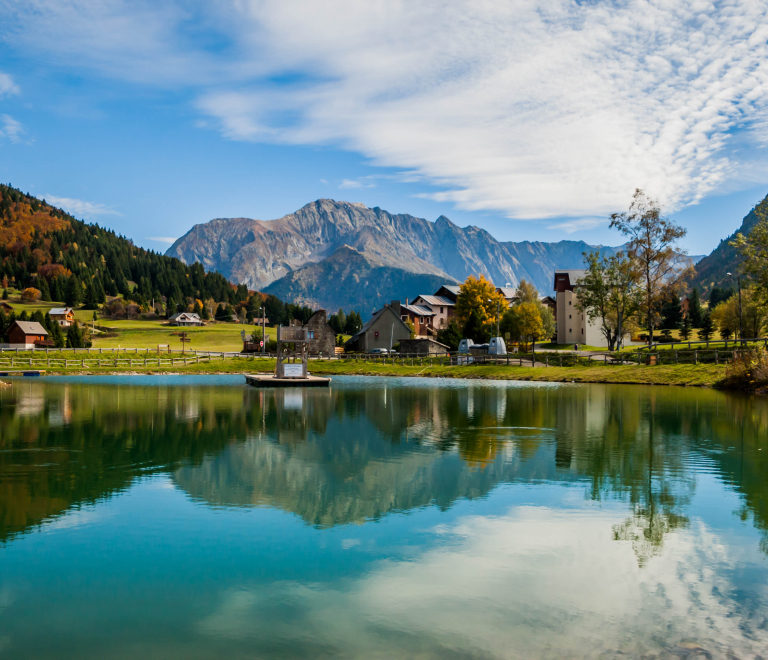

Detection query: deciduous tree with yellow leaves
(455, 275), (508, 335)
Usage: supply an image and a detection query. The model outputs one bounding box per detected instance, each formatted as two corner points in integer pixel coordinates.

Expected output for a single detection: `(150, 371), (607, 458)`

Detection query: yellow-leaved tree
(455, 275), (508, 332)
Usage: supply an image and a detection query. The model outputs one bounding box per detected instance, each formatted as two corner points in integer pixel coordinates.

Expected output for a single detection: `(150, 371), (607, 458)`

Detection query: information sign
(283, 363), (304, 378)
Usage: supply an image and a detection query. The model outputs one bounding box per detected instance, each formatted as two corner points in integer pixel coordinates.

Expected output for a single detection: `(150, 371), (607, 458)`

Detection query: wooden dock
(245, 374), (331, 388)
(0, 370), (46, 377)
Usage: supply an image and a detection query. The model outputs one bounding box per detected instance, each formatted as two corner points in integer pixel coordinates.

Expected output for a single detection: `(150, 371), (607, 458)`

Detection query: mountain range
(168, 199), (623, 315)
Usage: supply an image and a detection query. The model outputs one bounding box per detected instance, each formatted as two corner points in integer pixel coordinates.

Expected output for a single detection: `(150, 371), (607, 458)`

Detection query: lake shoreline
(4, 358), (737, 390)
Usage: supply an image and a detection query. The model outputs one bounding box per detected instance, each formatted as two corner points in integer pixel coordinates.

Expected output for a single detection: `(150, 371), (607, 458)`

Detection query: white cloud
(0, 73), (20, 97)
(547, 217), (604, 234)
(339, 178), (375, 189)
(198, 507), (768, 657)
(195, 0), (768, 219)
(45, 194), (121, 218)
(0, 114), (23, 143)
(5, 1), (768, 220)
(146, 236), (178, 244)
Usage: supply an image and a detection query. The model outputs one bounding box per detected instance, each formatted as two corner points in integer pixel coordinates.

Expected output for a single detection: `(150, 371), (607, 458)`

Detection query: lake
(1, 375), (767, 659)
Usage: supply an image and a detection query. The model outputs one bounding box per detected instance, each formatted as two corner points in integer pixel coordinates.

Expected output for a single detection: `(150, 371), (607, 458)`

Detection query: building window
(440, 307), (444, 313)
(569, 301), (572, 306)
(569, 314), (571, 319)
(420, 317), (424, 323)
(569, 328), (572, 333)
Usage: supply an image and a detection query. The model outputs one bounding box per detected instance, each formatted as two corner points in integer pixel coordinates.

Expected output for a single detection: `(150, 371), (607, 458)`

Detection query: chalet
(399, 301), (437, 336)
(434, 285), (460, 303)
(0, 301), (13, 313)
(345, 303), (412, 352)
(497, 286), (517, 304)
(49, 307), (75, 327)
(168, 312), (203, 327)
(410, 294), (455, 329)
(7, 321), (50, 348)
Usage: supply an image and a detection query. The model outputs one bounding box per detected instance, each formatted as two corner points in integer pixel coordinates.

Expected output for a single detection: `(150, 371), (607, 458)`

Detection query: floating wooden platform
(0, 370), (46, 377)
(245, 374), (331, 388)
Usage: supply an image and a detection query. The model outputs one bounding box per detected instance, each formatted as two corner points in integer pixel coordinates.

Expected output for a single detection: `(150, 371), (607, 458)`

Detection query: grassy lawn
(3, 296), (276, 352)
(0, 352), (728, 388)
(536, 342), (609, 351)
(90, 319), (275, 351)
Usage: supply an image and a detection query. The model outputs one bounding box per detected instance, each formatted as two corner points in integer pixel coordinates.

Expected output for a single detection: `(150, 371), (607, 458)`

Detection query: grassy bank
(0, 353), (728, 388)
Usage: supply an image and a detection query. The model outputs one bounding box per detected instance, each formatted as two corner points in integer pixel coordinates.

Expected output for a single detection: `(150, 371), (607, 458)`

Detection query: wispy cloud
(5, 1), (768, 220)
(547, 218), (604, 234)
(339, 178), (375, 190)
(0, 114), (23, 143)
(0, 73), (20, 97)
(146, 236), (178, 244)
(45, 195), (121, 218)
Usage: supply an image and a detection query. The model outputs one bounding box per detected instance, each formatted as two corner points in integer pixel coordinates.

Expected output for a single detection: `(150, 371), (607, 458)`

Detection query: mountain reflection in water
(2, 376), (767, 555)
(1, 375), (768, 658)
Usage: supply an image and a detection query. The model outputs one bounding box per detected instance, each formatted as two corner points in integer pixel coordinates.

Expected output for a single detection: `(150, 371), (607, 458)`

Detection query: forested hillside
(0, 183), (246, 310)
(692, 193), (768, 295)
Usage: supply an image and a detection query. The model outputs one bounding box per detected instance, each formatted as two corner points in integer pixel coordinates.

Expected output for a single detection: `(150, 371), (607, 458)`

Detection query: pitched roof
(413, 295), (455, 306)
(348, 304), (411, 342)
(12, 321), (48, 336)
(437, 285), (460, 295)
(49, 307), (73, 315)
(401, 304), (435, 316)
(497, 287), (516, 299)
(169, 312), (201, 321)
(553, 269), (587, 289)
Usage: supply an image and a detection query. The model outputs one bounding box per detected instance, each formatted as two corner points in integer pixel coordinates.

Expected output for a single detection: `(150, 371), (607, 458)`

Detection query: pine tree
(66, 321), (84, 348)
(65, 274), (82, 307)
(679, 315), (693, 341)
(1, 289), (7, 300)
(38, 277), (51, 301)
(698, 309), (715, 340)
(689, 288), (703, 328)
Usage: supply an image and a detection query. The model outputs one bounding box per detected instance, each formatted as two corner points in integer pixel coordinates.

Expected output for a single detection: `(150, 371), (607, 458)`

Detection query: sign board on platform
(283, 363), (304, 378)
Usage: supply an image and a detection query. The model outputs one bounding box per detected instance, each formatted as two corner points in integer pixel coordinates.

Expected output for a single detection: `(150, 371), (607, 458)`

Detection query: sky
(1, 0), (768, 257)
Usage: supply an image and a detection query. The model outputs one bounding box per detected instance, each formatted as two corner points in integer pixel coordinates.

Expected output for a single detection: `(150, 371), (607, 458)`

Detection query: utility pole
(262, 307), (266, 355)
(727, 272), (744, 346)
(487, 298), (500, 338)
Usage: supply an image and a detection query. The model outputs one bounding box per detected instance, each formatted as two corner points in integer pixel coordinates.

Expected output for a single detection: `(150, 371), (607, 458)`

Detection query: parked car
(368, 348), (390, 354)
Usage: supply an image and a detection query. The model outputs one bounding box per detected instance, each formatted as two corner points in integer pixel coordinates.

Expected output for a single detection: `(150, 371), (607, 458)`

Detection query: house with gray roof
(344, 302), (412, 352)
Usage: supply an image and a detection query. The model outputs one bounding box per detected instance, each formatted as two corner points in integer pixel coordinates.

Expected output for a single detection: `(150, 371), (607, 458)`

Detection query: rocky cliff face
(168, 199), (623, 302)
(263, 245), (455, 316)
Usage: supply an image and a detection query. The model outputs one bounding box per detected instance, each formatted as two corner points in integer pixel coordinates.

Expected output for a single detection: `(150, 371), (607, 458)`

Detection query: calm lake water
(1, 375), (767, 659)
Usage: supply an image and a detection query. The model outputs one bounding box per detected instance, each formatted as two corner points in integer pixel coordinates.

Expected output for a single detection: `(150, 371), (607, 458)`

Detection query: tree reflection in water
(1, 377), (766, 560)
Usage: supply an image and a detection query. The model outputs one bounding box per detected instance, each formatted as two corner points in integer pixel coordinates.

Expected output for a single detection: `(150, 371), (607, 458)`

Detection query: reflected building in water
(1, 378), (767, 561)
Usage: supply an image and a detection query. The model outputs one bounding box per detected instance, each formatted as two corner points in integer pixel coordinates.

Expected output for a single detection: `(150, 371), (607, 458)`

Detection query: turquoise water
(1, 375), (767, 658)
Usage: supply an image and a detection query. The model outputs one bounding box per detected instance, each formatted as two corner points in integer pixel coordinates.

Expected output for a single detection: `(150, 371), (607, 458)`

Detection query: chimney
(390, 300), (401, 316)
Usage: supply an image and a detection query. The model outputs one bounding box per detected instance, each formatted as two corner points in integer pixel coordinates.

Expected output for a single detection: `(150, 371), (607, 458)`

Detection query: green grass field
(0, 351), (729, 388)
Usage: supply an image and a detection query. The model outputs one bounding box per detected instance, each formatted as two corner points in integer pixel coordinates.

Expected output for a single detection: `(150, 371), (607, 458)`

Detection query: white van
(488, 337), (507, 355)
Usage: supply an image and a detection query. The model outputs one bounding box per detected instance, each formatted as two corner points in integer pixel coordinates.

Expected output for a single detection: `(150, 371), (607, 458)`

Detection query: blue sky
(1, 0), (767, 257)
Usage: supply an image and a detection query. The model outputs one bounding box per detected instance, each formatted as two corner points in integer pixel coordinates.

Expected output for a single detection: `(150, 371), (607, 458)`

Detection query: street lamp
(726, 272), (744, 346)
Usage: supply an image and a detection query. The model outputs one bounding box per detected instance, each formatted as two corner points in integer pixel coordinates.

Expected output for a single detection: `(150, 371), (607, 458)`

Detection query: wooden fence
(0, 345), (755, 369)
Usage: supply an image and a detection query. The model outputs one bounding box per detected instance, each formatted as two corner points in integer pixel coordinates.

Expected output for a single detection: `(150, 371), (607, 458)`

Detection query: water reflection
(1, 376), (768, 658)
(2, 377), (767, 554)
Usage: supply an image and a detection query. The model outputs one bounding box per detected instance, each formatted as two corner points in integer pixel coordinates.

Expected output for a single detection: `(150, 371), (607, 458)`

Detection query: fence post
(715, 350), (718, 365)
(694, 350), (698, 365)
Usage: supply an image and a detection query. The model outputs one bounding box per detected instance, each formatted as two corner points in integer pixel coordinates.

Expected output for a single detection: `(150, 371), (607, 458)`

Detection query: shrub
(721, 347), (768, 391)
(20, 287), (41, 302)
